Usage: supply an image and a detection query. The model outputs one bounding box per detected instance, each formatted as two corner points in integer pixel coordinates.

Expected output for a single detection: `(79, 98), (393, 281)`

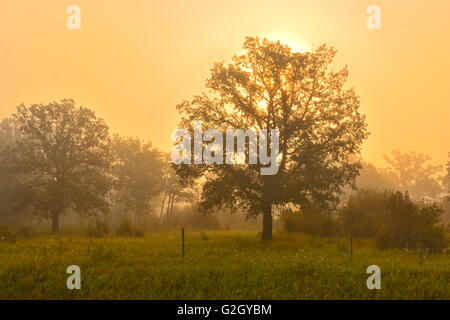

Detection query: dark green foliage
(376, 193), (446, 251)
(339, 189), (448, 252)
(280, 205), (339, 237)
(339, 189), (386, 238)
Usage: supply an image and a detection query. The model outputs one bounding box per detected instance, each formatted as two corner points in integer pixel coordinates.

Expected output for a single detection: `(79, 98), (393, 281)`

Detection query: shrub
(87, 218), (109, 238)
(339, 189), (448, 252)
(132, 227), (144, 238)
(339, 189), (387, 238)
(15, 226), (31, 239)
(376, 192), (447, 252)
(199, 231), (209, 241)
(176, 206), (221, 230)
(280, 204), (339, 237)
(115, 220), (144, 237)
(0, 228), (16, 243)
(116, 220), (133, 236)
(0, 225), (31, 242)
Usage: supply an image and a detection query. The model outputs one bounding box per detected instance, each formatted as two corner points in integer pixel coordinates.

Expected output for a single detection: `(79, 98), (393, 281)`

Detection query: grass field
(0, 230), (448, 299)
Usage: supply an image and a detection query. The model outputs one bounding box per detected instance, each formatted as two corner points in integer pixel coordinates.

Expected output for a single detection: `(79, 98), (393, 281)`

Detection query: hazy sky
(1, 0), (449, 166)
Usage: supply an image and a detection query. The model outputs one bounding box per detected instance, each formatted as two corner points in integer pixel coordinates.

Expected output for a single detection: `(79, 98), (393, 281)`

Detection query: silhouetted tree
(383, 149), (443, 200)
(175, 37), (368, 240)
(355, 161), (395, 190)
(6, 99), (111, 233)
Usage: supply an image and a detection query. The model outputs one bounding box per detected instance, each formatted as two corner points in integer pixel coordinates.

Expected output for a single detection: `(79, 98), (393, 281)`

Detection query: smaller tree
(7, 99), (111, 233)
(111, 135), (164, 226)
(355, 161), (395, 191)
(383, 150), (443, 200)
(444, 153), (450, 200)
(0, 118), (24, 225)
(160, 161), (198, 223)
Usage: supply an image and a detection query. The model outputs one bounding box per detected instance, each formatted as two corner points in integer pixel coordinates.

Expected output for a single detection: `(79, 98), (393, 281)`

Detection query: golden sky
(1, 0), (449, 166)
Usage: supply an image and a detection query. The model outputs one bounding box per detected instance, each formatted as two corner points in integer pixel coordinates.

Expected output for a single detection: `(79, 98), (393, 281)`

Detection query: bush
(0, 227), (16, 243)
(87, 218), (109, 238)
(339, 189), (448, 252)
(376, 192), (447, 252)
(133, 227), (144, 238)
(199, 231), (209, 241)
(0, 225), (32, 242)
(165, 206), (221, 230)
(339, 189), (386, 238)
(280, 204), (339, 237)
(15, 226), (31, 239)
(115, 220), (144, 237)
(187, 211), (221, 230)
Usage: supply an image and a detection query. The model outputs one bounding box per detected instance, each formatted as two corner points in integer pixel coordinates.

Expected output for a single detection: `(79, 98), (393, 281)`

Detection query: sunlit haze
(1, 0), (450, 166)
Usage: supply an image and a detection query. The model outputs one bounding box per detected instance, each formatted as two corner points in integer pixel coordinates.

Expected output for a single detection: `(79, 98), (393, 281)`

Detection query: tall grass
(0, 231), (448, 299)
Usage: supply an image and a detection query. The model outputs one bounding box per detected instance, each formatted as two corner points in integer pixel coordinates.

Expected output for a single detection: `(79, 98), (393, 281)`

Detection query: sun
(264, 32), (311, 53)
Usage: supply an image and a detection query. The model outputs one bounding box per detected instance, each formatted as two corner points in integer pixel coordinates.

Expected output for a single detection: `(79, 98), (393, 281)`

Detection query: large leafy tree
(7, 99), (111, 233)
(175, 37), (368, 240)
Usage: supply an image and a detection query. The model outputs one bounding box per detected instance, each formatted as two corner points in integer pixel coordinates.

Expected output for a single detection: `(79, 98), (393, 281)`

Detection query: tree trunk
(166, 193), (172, 217)
(169, 194), (175, 216)
(51, 212), (60, 234)
(261, 202), (273, 241)
(160, 190), (167, 221)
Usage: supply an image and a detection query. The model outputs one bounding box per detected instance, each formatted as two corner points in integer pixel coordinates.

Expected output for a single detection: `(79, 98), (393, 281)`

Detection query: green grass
(0, 230), (448, 299)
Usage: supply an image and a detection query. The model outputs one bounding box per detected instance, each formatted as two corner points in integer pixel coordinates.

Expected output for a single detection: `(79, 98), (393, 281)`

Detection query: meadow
(0, 230), (448, 299)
